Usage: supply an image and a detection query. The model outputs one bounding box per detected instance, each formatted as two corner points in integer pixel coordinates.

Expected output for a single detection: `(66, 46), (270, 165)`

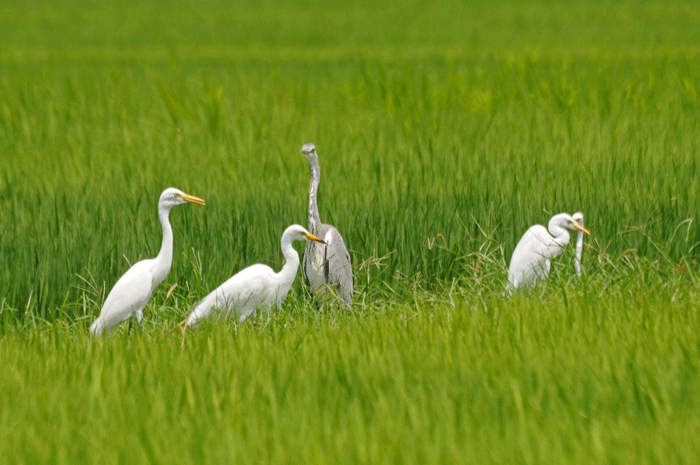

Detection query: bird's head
(283, 224), (325, 244)
(548, 213), (591, 236)
(567, 214), (590, 235)
(159, 187), (206, 210)
(301, 142), (317, 161)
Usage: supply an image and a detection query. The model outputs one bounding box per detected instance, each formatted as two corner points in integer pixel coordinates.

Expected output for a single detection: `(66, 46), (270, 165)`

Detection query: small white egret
(572, 212), (585, 277)
(89, 188), (205, 336)
(507, 212), (590, 291)
(185, 224), (324, 328)
(300, 143), (354, 306)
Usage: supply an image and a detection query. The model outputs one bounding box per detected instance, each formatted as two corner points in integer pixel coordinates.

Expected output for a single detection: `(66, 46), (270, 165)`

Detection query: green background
(1, 0), (700, 463)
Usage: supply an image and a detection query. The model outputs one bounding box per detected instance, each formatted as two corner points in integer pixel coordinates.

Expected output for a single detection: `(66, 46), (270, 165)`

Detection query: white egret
(185, 224), (325, 328)
(300, 142), (354, 306)
(89, 188), (205, 336)
(507, 212), (590, 291)
(572, 212), (585, 277)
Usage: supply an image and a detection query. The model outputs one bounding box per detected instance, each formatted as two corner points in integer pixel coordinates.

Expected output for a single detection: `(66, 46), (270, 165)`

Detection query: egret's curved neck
(548, 224), (572, 248)
(276, 238), (301, 293)
(152, 206), (174, 285)
(575, 216), (585, 251)
(307, 158), (322, 233)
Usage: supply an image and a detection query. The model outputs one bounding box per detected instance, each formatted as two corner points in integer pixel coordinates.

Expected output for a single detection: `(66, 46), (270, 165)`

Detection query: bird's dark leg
(127, 316), (142, 335)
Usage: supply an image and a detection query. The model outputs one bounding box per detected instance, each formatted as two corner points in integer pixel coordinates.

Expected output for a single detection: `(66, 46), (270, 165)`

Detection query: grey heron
(300, 142), (354, 306)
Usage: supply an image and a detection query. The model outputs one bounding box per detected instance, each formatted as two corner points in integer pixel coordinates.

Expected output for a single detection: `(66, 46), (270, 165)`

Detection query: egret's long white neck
(307, 158), (322, 234)
(152, 206), (174, 286)
(574, 215), (584, 276)
(275, 236), (302, 299)
(547, 223), (572, 255)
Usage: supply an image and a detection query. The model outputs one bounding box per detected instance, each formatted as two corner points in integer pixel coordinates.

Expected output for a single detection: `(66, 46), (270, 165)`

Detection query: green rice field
(1, 0), (700, 463)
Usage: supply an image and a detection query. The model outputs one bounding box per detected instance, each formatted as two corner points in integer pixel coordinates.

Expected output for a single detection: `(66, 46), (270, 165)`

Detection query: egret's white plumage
(572, 212), (585, 277)
(185, 224), (324, 327)
(507, 212), (590, 291)
(300, 143), (354, 306)
(89, 188), (205, 336)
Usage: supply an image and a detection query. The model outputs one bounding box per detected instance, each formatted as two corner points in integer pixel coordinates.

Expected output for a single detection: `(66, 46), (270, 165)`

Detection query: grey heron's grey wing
(302, 241), (312, 287)
(322, 225), (354, 303)
(303, 223), (332, 289)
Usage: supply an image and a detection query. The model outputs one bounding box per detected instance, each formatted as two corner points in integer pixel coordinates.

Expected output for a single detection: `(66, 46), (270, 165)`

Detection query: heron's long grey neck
(153, 207), (174, 285)
(307, 160), (322, 234)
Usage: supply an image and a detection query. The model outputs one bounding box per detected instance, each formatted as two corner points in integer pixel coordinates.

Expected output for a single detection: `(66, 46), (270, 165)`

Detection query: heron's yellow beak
(177, 193), (206, 206)
(572, 223), (590, 235)
(303, 232), (325, 244)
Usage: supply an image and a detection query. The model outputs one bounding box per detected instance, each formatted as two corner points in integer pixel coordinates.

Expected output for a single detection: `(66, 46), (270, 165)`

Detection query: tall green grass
(1, 0), (700, 462)
(1, 56), (699, 318)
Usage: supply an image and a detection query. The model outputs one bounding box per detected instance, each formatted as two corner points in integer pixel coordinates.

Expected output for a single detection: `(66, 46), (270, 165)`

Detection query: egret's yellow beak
(177, 193), (206, 206)
(572, 222), (590, 235)
(303, 232), (325, 244)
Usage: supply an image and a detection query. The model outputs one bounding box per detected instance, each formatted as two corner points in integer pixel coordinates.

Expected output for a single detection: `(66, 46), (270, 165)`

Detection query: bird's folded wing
(324, 228), (354, 297)
(99, 260), (154, 327)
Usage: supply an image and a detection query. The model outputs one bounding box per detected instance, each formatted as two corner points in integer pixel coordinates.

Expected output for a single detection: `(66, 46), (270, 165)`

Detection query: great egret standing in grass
(185, 224), (325, 328)
(507, 212), (590, 291)
(572, 212), (585, 277)
(300, 142), (354, 305)
(89, 188), (205, 336)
